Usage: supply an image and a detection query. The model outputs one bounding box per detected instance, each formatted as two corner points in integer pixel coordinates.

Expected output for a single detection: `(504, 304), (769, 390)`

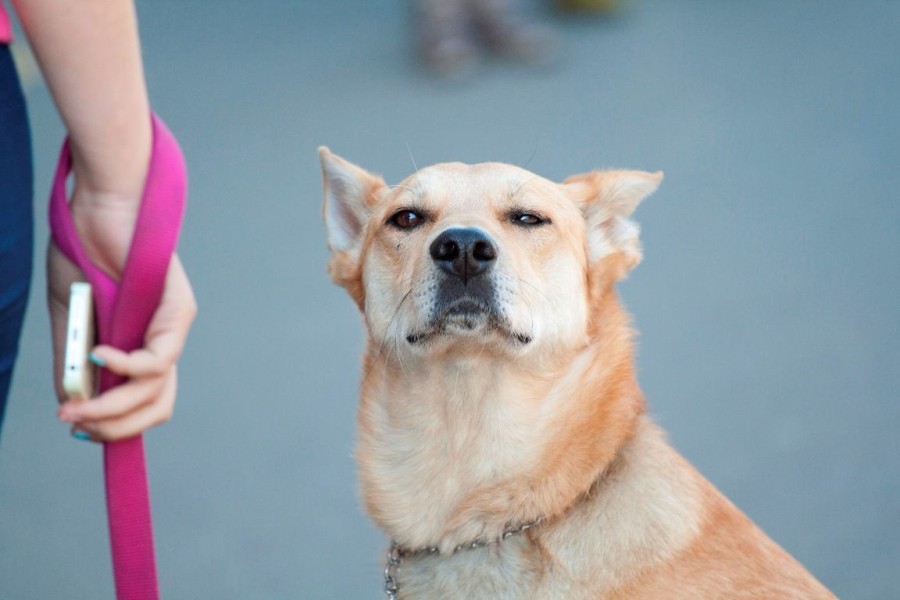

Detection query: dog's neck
(356, 291), (644, 552)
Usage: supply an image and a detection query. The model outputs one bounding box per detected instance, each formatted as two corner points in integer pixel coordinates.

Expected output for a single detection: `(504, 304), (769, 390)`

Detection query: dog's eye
(512, 213), (547, 227)
(389, 209), (425, 230)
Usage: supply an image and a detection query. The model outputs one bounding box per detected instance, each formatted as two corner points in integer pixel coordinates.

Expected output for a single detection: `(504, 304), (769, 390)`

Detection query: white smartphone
(62, 282), (96, 402)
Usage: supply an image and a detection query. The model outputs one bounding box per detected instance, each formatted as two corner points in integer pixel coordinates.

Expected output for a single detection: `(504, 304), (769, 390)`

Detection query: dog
(318, 147), (836, 599)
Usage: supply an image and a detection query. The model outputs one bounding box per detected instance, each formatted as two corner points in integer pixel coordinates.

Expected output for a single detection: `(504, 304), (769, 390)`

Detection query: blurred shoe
(556, 0), (624, 13)
(468, 0), (556, 64)
(417, 0), (480, 75)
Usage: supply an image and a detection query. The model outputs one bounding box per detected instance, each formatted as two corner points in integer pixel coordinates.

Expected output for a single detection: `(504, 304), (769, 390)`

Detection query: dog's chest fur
(359, 359), (551, 546)
(397, 540), (538, 599)
(392, 418), (705, 599)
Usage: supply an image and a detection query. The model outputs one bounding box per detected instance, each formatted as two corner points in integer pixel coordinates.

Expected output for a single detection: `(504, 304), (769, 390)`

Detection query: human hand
(48, 187), (196, 441)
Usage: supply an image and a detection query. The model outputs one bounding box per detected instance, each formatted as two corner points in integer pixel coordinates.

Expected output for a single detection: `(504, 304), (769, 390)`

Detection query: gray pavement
(1, 1), (898, 598)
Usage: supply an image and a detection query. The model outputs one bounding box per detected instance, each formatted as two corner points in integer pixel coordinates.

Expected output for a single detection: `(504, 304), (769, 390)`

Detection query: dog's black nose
(430, 228), (497, 283)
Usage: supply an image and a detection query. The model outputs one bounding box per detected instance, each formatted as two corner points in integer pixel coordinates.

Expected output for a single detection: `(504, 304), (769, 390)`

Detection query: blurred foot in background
(415, 0), (555, 76)
(555, 0), (623, 13)
(416, 0), (478, 75)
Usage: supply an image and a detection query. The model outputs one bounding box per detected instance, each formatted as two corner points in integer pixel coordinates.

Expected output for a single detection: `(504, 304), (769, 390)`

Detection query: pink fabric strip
(0, 2), (13, 44)
(49, 113), (187, 600)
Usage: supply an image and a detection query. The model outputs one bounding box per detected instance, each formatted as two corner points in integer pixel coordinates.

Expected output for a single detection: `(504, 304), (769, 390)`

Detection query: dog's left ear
(564, 169), (663, 272)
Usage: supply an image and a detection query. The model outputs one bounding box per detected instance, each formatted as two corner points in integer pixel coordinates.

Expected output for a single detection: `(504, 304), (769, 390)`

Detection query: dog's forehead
(393, 162), (565, 212)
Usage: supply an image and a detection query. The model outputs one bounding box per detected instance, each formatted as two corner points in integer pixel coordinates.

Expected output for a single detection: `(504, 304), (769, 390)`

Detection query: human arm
(14, 0), (149, 272)
(13, 0), (196, 440)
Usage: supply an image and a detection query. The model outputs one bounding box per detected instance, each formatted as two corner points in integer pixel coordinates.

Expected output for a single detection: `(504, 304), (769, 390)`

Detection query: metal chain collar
(383, 519), (543, 599)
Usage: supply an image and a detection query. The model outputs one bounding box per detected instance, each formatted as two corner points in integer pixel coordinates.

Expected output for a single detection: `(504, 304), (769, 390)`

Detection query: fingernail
(88, 353), (106, 367)
(72, 430), (92, 442)
(59, 411), (76, 423)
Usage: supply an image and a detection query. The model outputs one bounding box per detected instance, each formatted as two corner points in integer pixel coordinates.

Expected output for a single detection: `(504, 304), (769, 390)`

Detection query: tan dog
(318, 148), (835, 599)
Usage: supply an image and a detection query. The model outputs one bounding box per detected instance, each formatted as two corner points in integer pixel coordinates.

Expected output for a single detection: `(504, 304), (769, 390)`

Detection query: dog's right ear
(319, 147), (386, 253)
(318, 147), (386, 304)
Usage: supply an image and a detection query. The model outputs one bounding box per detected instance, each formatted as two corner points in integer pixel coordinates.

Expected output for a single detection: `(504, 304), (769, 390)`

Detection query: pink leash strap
(49, 113), (187, 600)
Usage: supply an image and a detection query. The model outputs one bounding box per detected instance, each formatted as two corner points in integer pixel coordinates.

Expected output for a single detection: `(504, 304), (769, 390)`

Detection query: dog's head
(319, 148), (661, 358)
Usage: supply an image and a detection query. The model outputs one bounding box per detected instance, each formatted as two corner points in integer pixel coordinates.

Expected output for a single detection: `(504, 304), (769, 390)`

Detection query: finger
(88, 344), (170, 379)
(85, 372), (177, 441)
(144, 254), (197, 357)
(70, 425), (99, 443)
(90, 328), (183, 378)
(58, 371), (167, 422)
(143, 256), (197, 362)
(89, 256), (196, 378)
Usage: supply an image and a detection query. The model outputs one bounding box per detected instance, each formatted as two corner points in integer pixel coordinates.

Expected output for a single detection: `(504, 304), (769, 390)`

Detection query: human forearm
(14, 0), (152, 276)
(13, 0), (150, 199)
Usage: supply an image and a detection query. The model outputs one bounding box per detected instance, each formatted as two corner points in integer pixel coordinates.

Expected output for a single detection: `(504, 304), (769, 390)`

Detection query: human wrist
(69, 184), (141, 278)
(69, 126), (150, 202)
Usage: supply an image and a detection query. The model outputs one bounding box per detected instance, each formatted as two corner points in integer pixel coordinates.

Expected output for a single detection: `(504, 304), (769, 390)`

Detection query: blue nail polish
(88, 353), (106, 367)
(72, 430), (92, 442)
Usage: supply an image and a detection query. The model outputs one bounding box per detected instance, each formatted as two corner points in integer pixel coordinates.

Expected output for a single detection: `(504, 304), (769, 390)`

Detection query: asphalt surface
(1, 1), (898, 598)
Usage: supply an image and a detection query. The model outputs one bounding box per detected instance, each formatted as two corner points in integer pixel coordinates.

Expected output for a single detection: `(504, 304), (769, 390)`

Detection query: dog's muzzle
(407, 227), (530, 346)
(406, 227), (513, 345)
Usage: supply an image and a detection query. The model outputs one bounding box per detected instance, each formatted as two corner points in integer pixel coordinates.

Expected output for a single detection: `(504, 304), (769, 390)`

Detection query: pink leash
(49, 113), (187, 600)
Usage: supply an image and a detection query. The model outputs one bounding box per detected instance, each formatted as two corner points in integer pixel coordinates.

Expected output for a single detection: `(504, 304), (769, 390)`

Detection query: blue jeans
(0, 43), (33, 438)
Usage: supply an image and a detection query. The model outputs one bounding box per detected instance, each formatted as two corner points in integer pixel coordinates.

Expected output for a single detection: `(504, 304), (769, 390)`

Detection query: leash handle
(49, 113), (187, 600)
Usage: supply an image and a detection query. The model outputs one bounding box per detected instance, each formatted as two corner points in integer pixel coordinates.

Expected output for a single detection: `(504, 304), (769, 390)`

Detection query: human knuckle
(91, 425), (114, 441)
(152, 406), (173, 426)
(186, 298), (198, 320)
(143, 359), (169, 378)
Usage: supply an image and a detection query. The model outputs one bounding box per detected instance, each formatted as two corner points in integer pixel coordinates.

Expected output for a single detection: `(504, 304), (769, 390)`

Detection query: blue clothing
(0, 43), (33, 437)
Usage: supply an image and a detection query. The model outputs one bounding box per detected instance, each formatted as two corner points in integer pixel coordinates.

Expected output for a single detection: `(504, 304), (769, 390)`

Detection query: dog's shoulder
(536, 416), (705, 595)
(537, 417), (834, 599)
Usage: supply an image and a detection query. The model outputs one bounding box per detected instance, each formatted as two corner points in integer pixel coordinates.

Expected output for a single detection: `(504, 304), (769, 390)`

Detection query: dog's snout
(430, 228), (497, 283)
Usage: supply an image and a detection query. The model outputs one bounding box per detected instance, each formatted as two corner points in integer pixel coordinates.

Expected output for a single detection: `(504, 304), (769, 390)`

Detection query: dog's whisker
(393, 334), (409, 380)
(362, 287), (414, 382)
(403, 137), (420, 175)
(516, 276), (554, 306)
(521, 144), (539, 171)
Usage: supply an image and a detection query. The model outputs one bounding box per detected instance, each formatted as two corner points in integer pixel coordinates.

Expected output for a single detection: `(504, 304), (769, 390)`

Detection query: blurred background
(1, 1), (898, 598)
